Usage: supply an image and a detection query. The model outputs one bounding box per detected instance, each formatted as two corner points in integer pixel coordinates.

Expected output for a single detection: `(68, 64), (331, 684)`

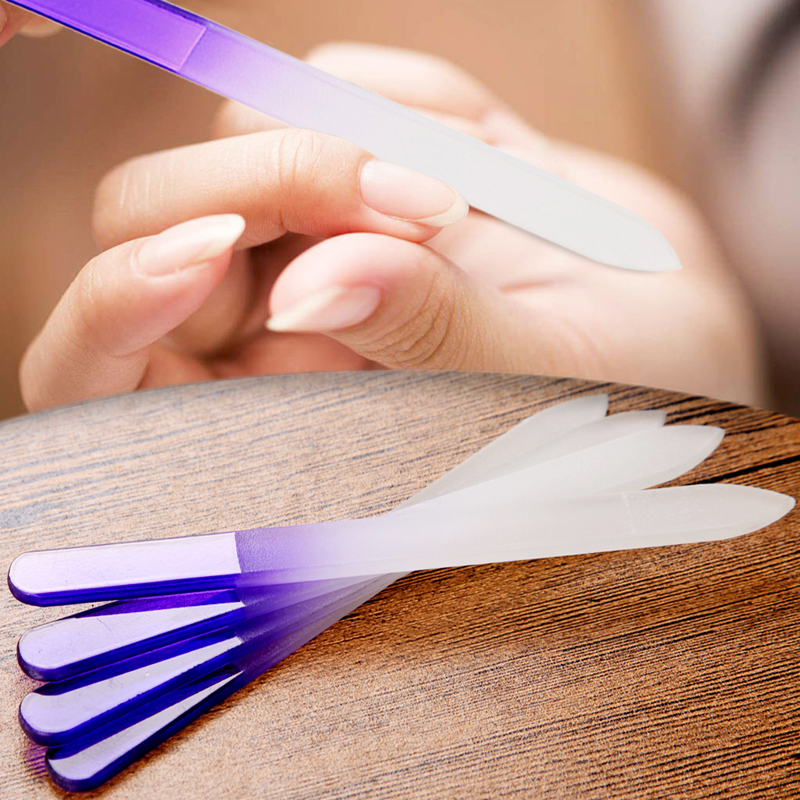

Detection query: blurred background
(0, 0), (797, 419)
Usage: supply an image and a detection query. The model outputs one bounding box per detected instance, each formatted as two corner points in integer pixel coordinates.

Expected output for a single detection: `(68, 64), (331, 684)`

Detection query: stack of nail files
(8, 396), (795, 792)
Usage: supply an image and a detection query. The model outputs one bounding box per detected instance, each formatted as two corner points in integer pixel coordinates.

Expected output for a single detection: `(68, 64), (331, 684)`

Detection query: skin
(0, 10), (765, 412)
(0, 2), (59, 44)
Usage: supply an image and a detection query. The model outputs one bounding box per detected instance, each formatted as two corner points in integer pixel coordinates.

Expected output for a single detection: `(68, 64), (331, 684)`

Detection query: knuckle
(369, 262), (468, 369)
(91, 158), (138, 248)
(272, 128), (328, 196)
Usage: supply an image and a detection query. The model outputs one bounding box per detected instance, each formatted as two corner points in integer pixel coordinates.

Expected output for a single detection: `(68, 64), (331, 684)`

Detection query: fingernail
(19, 18), (62, 38)
(267, 285), (381, 333)
(0, 7), (8, 39)
(360, 160), (469, 227)
(135, 215), (246, 278)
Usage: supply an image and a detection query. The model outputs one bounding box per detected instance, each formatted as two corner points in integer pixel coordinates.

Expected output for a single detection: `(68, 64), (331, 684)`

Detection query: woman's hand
(0, 3), (59, 46)
(20, 44), (765, 412)
(19, 121), (468, 410)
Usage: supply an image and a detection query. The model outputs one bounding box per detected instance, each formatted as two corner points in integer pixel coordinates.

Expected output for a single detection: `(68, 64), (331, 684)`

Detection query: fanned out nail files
(8, 395), (795, 792)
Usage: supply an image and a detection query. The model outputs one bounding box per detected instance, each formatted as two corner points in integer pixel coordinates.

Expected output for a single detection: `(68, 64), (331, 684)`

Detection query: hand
(20, 116), (468, 410)
(20, 44), (765, 412)
(0, 3), (60, 46)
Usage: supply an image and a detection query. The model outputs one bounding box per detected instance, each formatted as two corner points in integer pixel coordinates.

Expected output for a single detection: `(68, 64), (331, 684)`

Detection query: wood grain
(0, 371), (798, 799)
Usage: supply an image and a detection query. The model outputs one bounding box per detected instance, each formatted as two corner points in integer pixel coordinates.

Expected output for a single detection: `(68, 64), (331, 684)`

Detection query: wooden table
(0, 372), (798, 799)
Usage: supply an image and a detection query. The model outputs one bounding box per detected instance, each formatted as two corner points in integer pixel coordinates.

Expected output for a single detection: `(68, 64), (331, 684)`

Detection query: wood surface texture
(0, 371), (798, 799)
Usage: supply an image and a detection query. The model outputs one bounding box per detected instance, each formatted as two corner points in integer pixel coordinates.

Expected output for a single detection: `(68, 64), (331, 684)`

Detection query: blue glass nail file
(9, 0), (681, 271)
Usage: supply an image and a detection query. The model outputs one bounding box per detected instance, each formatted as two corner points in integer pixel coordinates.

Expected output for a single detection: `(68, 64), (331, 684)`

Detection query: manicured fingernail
(360, 160), (469, 227)
(19, 18), (62, 38)
(267, 285), (381, 333)
(0, 6), (9, 40)
(135, 215), (246, 278)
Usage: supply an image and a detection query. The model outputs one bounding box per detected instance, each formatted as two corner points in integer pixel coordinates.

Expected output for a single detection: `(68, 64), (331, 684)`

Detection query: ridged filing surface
(0, 372), (798, 798)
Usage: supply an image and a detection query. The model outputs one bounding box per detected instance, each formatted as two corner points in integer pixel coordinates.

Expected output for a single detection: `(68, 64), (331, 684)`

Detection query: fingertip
(267, 284), (382, 333)
(266, 232), (479, 370)
(18, 16), (61, 38)
(269, 233), (417, 317)
(132, 214), (244, 279)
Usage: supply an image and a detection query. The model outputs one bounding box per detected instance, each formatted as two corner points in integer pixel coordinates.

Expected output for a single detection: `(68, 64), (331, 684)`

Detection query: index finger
(93, 128), (469, 252)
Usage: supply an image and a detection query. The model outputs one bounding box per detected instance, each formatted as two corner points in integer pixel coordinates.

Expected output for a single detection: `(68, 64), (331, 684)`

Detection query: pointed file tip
(768, 489), (797, 523)
(602, 218), (683, 273)
(640, 225), (682, 272)
(723, 484), (796, 533)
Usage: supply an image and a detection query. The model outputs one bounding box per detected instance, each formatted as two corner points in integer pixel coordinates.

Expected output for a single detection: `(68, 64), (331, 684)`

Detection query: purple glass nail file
(9, 0), (680, 272)
(14, 423), (783, 602)
(20, 575), (385, 747)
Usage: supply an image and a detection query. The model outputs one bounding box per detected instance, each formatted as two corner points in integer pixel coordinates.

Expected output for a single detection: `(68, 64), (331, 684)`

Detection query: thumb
(20, 215), (244, 412)
(266, 233), (564, 372)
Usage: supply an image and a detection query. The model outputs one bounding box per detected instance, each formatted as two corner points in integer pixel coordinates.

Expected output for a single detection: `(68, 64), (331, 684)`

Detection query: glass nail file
(9, 484), (794, 601)
(9, 0), (680, 272)
(10, 422), (728, 603)
(20, 576), (385, 746)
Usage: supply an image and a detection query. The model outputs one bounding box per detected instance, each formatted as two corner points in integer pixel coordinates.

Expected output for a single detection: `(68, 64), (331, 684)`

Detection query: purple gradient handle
(42, 577), (390, 792)
(20, 577), (381, 747)
(8, 0), (205, 69)
(17, 578), (363, 681)
(8, 532), (241, 605)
